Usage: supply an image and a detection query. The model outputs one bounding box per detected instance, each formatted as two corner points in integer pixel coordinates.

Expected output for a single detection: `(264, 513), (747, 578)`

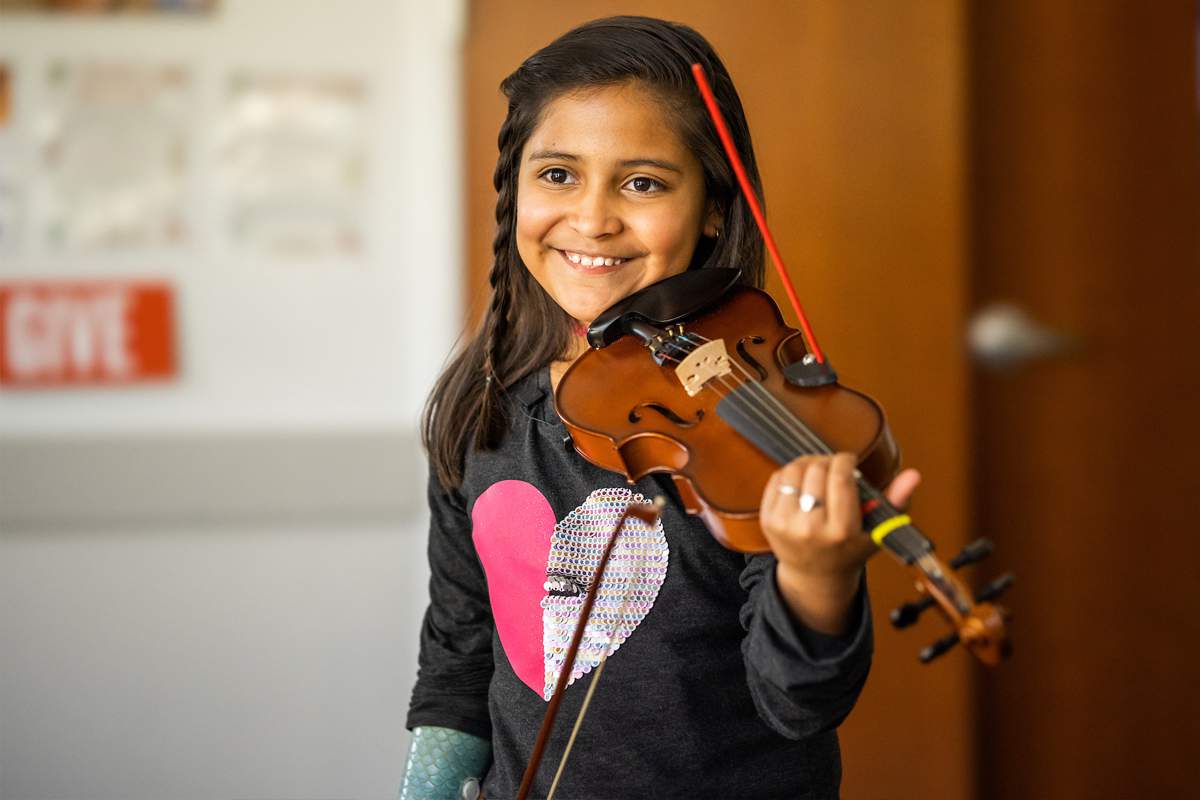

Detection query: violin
(515, 64), (1013, 800)
(556, 266), (1013, 667)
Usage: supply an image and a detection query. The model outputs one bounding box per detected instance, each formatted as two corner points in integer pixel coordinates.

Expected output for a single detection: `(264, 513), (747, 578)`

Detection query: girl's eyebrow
(528, 150), (682, 174)
(529, 149), (578, 162)
(620, 158), (682, 174)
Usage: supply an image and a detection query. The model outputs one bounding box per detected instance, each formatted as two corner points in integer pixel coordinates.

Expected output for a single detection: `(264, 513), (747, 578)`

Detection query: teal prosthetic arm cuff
(399, 726), (492, 800)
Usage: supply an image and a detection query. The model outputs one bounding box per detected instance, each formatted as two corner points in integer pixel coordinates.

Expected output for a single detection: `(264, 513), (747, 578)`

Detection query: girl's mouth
(556, 248), (634, 274)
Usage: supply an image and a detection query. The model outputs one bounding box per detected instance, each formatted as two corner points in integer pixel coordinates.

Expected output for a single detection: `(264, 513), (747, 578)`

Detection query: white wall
(0, 522), (430, 800)
(0, 2), (465, 798)
(0, 0), (463, 434)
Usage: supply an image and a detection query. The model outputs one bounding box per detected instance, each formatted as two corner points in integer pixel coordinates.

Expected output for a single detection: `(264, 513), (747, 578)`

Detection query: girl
(402, 16), (920, 800)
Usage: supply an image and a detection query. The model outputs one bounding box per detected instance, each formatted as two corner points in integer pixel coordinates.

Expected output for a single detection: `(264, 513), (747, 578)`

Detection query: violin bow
(692, 63), (1012, 664)
(516, 497), (665, 800)
(690, 64), (826, 362)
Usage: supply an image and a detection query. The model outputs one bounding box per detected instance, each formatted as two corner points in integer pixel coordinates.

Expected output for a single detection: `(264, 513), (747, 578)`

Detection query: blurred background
(1, 1), (1197, 799)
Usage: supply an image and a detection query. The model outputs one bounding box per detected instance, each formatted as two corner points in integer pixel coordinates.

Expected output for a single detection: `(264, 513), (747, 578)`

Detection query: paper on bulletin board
(217, 73), (367, 259)
(38, 61), (191, 251)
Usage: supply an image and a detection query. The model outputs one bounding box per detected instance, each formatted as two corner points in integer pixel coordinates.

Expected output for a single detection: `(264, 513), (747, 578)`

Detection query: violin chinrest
(587, 267), (742, 348)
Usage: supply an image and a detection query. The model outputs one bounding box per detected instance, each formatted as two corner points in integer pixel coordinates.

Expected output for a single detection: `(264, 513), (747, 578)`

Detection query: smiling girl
(402, 16), (919, 800)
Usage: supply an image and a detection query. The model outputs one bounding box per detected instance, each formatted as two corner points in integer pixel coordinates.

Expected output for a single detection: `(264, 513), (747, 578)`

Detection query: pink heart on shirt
(472, 482), (669, 700)
(472, 480), (557, 697)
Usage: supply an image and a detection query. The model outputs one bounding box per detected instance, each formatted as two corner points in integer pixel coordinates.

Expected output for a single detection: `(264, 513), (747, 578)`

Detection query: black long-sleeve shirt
(407, 367), (872, 799)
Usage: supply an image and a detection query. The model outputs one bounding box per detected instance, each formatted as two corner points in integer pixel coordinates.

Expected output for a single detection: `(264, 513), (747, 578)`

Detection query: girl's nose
(568, 187), (622, 238)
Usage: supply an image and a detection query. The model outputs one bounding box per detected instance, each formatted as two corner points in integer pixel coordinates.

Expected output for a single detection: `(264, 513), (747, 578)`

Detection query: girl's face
(516, 83), (720, 326)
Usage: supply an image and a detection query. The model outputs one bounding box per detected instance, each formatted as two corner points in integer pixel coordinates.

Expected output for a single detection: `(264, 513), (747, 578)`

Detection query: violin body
(556, 285), (901, 552)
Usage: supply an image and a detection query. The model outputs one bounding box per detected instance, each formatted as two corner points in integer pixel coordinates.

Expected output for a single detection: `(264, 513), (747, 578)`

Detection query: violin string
(665, 334), (823, 460)
(680, 333), (833, 460)
(728, 366), (831, 454)
(649, 331), (922, 560)
(662, 335), (811, 453)
(673, 335), (851, 479)
(679, 335), (843, 473)
(679, 333), (830, 458)
(712, 372), (821, 457)
(683, 333), (896, 509)
(675, 333), (927, 563)
(710, 366), (925, 563)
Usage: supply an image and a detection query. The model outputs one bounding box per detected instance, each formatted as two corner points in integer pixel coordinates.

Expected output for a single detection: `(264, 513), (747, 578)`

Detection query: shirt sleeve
(405, 470), (495, 740)
(738, 553), (873, 740)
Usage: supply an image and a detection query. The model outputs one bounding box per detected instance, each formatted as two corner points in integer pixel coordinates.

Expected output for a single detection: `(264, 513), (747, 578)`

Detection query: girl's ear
(703, 202), (723, 238)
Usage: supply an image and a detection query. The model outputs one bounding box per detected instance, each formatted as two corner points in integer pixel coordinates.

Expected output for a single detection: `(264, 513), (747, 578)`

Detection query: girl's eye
(540, 167), (575, 185)
(626, 176), (665, 194)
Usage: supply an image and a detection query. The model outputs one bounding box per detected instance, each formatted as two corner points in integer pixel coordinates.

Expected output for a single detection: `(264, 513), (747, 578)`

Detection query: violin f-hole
(736, 335), (769, 380)
(628, 402), (704, 428)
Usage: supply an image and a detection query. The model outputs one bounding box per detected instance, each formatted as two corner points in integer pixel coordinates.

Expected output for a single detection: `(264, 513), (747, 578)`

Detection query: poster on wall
(0, 278), (177, 388)
(38, 61), (192, 251)
(217, 74), (367, 259)
(0, 1), (217, 14)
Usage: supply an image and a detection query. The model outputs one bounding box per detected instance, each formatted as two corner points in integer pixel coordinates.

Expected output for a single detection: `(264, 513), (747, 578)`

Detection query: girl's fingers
(760, 466), (782, 524)
(884, 468), (922, 511)
(762, 457), (808, 526)
(826, 452), (858, 536)
(797, 457), (828, 527)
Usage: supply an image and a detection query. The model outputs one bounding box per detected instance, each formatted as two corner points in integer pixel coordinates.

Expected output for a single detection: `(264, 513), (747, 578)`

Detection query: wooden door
(971, 2), (1200, 798)
(465, 2), (975, 799)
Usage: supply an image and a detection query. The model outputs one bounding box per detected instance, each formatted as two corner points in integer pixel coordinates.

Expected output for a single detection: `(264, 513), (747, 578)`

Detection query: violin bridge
(675, 338), (732, 397)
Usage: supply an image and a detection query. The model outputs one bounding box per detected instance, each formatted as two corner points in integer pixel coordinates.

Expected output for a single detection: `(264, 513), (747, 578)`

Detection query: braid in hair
(475, 111), (522, 450)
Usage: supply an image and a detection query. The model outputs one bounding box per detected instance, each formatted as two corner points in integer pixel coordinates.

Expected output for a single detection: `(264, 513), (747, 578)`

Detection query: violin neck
(714, 381), (935, 564)
(857, 480), (934, 565)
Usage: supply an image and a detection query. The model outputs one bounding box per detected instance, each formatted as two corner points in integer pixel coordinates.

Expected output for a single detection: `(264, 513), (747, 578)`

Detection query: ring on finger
(799, 493), (824, 512)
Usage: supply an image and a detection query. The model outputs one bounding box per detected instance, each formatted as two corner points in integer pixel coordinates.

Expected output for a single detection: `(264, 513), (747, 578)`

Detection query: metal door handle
(968, 303), (1081, 370)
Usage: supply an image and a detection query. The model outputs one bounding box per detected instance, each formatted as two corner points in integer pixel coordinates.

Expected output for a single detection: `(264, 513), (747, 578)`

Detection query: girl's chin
(561, 307), (602, 326)
(558, 274), (650, 315)
(557, 294), (622, 324)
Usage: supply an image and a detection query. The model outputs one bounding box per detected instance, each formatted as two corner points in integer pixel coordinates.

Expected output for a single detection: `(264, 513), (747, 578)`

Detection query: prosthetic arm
(399, 726), (492, 800)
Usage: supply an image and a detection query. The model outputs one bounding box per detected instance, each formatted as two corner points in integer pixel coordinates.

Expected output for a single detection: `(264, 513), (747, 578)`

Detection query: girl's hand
(760, 453), (922, 635)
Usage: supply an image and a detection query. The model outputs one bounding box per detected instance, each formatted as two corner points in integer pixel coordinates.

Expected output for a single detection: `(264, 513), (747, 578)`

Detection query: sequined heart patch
(540, 487), (669, 700)
(472, 483), (669, 700)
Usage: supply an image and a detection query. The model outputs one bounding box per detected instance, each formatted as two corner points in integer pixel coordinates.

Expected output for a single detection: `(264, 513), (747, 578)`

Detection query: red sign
(0, 280), (176, 388)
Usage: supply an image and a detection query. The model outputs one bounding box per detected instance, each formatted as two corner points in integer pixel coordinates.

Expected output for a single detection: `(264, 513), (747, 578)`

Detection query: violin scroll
(888, 537), (1014, 665)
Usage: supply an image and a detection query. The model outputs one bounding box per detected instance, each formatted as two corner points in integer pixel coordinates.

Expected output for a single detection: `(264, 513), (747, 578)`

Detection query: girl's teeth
(564, 250), (625, 267)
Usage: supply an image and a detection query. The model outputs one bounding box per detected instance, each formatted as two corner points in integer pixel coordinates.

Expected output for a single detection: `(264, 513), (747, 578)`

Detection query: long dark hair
(424, 15), (767, 489)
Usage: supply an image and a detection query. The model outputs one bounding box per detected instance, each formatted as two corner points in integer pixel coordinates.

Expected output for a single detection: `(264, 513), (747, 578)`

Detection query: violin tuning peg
(949, 537), (994, 570)
(889, 595), (935, 629)
(919, 631), (961, 664)
(975, 572), (1015, 604)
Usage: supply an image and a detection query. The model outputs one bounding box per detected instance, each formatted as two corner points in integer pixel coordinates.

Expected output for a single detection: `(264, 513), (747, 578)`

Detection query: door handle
(967, 303), (1081, 370)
